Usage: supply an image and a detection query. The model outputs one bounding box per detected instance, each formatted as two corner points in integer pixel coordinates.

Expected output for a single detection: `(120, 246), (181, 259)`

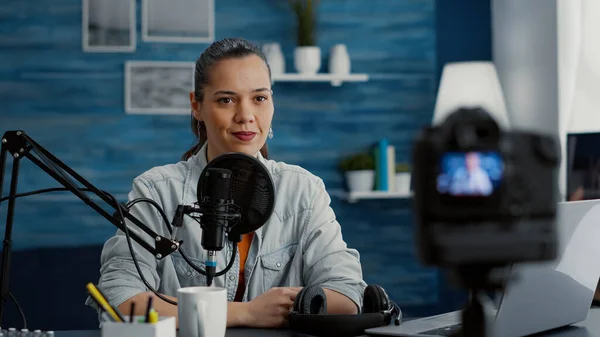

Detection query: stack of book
(373, 138), (396, 192)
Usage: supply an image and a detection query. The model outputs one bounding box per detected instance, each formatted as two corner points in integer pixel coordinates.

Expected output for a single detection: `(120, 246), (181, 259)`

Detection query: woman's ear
(190, 91), (202, 121)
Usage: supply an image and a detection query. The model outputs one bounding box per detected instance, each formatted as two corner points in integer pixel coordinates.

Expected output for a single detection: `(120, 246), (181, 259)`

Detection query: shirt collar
(193, 142), (267, 168)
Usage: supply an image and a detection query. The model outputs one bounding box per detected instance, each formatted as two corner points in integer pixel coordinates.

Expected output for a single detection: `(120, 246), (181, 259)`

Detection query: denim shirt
(85, 143), (367, 316)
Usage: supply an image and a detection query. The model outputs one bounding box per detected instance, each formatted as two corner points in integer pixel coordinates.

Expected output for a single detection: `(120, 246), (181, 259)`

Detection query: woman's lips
(232, 132), (256, 141)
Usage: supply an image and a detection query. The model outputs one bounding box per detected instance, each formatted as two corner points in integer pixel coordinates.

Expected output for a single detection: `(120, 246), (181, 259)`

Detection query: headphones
(288, 284), (402, 337)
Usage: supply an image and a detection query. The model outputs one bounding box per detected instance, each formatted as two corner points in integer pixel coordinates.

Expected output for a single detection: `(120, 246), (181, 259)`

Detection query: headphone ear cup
(293, 287), (306, 313)
(292, 288), (305, 314)
(293, 285), (327, 315)
(290, 285), (394, 337)
(363, 284), (390, 313)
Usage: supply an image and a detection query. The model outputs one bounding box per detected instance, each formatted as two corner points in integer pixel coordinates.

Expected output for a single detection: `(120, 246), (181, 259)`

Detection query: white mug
(177, 286), (227, 337)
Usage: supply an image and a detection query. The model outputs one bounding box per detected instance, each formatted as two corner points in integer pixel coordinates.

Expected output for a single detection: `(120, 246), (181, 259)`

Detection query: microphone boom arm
(0, 130), (180, 324)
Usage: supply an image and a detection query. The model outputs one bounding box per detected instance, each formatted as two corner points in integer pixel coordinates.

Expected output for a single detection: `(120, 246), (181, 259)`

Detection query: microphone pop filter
(197, 152), (275, 238)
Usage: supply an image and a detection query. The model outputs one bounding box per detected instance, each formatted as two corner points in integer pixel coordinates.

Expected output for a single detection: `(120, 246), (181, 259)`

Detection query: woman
(86, 37), (367, 328)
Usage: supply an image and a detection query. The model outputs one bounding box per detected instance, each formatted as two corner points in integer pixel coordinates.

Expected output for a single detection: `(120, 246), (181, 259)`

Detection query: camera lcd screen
(437, 151), (504, 197)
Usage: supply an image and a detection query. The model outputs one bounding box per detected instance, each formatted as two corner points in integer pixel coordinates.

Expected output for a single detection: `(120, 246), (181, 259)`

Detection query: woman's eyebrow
(213, 88), (271, 95)
(213, 90), (236, 95)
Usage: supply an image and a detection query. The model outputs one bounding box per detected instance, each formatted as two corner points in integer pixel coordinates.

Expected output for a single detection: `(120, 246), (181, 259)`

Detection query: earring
(268, 126), (274, 139)
(197, 122), (202, 136)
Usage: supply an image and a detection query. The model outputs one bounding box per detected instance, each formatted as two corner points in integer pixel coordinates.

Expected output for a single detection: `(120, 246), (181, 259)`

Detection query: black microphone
(171, 152), (275, 288)
(200, 168), (233, 286)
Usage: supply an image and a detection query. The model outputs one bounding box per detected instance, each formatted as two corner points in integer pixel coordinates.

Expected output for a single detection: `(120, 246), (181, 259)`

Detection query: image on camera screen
(437, 151), (504, 197)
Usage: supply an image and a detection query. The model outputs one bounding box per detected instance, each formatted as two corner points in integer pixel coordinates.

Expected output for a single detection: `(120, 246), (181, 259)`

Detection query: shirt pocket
(260, 243), (298, 291)
(170, 252), (207, 288)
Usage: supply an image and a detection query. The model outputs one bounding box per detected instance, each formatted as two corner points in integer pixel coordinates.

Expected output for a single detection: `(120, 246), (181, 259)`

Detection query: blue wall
(435, 0), (492, 80)
(0, 0), (491, 330)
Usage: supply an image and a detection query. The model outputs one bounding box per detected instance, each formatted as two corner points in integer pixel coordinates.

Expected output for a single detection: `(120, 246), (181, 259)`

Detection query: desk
(52, 309), (600, 337)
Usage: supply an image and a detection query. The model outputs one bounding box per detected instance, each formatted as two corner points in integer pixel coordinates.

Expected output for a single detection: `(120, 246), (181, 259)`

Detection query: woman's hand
(244, 287), (302, 328)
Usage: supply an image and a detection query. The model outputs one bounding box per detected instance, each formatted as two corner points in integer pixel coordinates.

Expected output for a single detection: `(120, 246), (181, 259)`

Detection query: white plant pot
(345, 170), (375, 192)
(263, 43), (285, 75)
(294, 46), (321, 74)
(395, 172), (412, 194)
(329, 44), (351, 75)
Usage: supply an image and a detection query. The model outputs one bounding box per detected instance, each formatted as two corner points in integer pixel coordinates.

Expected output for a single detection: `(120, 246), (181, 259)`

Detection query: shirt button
(186, 271), (192, 276)
(276, 262), (282, 268)
(229, 275), (235, 281)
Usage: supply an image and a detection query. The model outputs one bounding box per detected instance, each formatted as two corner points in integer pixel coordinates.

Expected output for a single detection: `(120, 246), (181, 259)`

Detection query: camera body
(412, 107), (561, 269)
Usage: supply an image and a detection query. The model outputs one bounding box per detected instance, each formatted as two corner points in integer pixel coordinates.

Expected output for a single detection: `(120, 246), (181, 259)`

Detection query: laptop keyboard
(418, 324), (462, 336)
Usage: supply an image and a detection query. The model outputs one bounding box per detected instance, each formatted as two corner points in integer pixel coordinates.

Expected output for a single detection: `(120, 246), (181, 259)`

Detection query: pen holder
(101, 316), (176, 337)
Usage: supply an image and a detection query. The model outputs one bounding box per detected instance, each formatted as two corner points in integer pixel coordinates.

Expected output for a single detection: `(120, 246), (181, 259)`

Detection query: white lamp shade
(433, 61), (510, 129)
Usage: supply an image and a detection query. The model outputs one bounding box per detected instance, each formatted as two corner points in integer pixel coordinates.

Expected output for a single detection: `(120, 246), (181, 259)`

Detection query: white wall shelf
(345, 190), (412, 203)
(271, 73), (369, 87)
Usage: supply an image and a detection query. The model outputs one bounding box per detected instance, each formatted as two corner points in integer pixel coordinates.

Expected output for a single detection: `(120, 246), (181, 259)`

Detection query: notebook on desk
(367, 199), (600, 337)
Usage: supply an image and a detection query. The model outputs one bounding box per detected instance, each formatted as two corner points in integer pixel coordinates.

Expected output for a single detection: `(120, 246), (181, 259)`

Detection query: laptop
(367, 199), (600, 337)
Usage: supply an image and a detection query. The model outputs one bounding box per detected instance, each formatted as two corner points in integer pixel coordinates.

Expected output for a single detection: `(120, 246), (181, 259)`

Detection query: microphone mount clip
(171, 202), (242, 242)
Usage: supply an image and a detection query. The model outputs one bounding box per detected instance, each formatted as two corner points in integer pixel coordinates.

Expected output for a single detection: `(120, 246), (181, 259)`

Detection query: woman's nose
(234, 104), (255, 123)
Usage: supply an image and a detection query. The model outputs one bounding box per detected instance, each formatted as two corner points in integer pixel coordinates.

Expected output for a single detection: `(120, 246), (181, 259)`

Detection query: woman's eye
(218, 97), (232, 104)
(255, 95), (267, 102)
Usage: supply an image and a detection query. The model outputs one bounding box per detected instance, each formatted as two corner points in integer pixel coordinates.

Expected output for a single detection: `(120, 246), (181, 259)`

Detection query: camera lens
(476, 126), (493, 140)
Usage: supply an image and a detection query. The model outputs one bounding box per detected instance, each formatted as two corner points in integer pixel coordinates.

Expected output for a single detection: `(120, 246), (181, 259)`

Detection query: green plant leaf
(289, 0), (317, 46)
(339, 152), (375, 171)
(395, 163), (411, 173)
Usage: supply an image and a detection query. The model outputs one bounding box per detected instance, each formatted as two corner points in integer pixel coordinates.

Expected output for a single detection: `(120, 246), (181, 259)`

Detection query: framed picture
(82, 0), (136, 52)
(125, 61), (195, 115)
(142, 0), (214, 43)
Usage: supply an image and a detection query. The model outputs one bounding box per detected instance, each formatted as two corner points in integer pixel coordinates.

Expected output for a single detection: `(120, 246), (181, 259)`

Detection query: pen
(95, 283), (127, 322)
(87, 293), (106, 314)
(129, 302), (135, 323)
(88, 283), (125, 322)
(144, 295), (154, 323)
(86, 283), (124, 323)
(148, 309), (159, 324)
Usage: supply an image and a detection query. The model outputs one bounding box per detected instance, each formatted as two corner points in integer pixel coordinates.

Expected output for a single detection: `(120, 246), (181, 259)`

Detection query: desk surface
(53, 309), (600, 337)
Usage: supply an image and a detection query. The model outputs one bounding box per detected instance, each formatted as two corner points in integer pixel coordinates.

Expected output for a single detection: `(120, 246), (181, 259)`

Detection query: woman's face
(190, 54), (274, 162)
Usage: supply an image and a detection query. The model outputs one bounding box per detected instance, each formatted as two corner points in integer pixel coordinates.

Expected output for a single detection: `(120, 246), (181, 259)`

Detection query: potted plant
(395, 163), (412, 194)
(339, 152), (375, 192)
(289, 0), (321, 74)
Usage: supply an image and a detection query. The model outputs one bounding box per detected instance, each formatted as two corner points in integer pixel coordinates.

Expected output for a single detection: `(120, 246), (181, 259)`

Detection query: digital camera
(411, 107), (561, 268)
